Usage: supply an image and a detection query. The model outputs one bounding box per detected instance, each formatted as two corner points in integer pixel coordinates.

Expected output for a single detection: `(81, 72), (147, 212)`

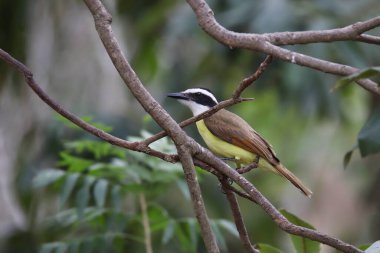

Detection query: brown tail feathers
(275, 164), (313, 198)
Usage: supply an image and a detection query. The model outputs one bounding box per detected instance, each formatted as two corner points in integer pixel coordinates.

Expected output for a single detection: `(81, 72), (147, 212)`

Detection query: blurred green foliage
(29, 122), (240, 253)
(1, 0), (380, 252)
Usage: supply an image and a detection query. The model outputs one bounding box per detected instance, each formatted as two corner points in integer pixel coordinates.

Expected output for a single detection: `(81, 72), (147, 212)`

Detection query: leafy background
(0, 0), (380, 252)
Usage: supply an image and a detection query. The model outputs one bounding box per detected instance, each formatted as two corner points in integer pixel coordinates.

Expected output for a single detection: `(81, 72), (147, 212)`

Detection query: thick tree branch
(194, 149), (363, 253)
(83, 1), (220, 252)
(2, 1), (366, 252)
(263, 17), (380, 45)
(185, 0), (380, 95)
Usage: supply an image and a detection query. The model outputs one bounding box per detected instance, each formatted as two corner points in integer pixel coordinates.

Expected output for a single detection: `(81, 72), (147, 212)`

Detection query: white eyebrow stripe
(183, 88), (218, 104)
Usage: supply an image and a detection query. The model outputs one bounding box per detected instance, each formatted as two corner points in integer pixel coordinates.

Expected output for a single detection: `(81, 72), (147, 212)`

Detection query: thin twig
(232, 55), (273, 98)
(143, 97), (253, 145)
(195, 150), (363, 253)
(139, 193), (153, 253)
(0, 48), (177, 163)
(221, 178), (259, 253)
(83, 1), (221, 252)
(355, 34), (380, 45)
(144, 55), (273, 146)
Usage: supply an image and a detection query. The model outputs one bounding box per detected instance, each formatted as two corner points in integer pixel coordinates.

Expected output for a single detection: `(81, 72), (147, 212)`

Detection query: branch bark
(221, 178), (259, 253)
(185, 0), (380, 95)
(83, 1), (220, 252)
(0, 1), (367, 253)
(0, 48), (177, 164)
(195, 150), (363, 253)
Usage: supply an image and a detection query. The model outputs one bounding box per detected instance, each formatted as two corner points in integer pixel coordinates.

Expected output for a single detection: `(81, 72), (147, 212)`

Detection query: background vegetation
(0, 0), (379, 252)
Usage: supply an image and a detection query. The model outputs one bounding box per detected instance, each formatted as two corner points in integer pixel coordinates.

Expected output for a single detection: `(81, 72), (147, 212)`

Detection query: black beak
(167, 92), (189, 100)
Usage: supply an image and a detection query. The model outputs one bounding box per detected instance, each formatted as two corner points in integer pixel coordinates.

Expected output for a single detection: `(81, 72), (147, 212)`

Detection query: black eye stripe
(188, 93), (217, 107)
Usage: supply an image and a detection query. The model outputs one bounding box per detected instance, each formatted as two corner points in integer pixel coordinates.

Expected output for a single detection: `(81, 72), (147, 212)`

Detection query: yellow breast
(196, 120), (256, 165)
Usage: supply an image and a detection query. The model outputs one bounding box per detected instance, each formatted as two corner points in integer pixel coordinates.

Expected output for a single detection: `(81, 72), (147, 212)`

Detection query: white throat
(179, 100), (210, 116)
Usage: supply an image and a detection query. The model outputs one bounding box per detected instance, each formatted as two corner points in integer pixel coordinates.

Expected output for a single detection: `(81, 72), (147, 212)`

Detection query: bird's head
(167, 88), (218, 116)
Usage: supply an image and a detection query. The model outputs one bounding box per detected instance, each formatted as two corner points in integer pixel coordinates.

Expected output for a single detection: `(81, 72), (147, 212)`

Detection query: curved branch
(194, 149), (363, 253)
(185, 0), (380, 95)
(263, 17), (380, 45)
(83, 1), (220, 252)
(0, 48), (176, 163)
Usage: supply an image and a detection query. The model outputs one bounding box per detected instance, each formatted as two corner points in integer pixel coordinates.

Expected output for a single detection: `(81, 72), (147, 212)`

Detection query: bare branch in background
(0, 48), (176, 163)
(185, 0), (380, 95)
(1, 0), (371, 252)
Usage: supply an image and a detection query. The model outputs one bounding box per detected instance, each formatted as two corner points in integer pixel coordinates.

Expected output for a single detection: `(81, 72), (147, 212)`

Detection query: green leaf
(39, 243), (66, 253)
(358, 108), (380, 157)
(211, 220), (227, 252)
(81, 239), (94, 253)
(33, 169), (65, 188)
(162, 219), (175, 244)
(343, 144), (358, 169)
(176, 180), (190, 200)
(216, 219), (239, 238)
(175, 219), (198, 251)
(258, 243), (284, 253)
(365, 241), (380, 253)
(67, 241), (80, 253)
(75, 176), (96, 217)
(94, 179), (109, 208)
(60, 173), (80, 208)
(111, 185), (122, 210)
(64, 140), (125, 159)
(280, 209), (320, 253)
(55, 243), (67, 253)
(334, 66), (380, 90)
(56, 114), (113, 132)
(58, 152), (94, 172)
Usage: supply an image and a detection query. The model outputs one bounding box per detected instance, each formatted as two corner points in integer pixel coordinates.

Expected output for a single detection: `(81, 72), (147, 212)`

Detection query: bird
(167, 87), (312, 197)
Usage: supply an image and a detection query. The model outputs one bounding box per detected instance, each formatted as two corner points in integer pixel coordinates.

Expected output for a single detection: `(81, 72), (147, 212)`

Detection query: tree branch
(83, 1), (220, 252)
(194, 150), (363, 253)
(177, 145), (220, 253)
(2, 1), (366, 252)
(185, 0), (380, 95)
(0, 48), (176, 163)
(221, 178), (259, 253)
(143, 55), (273, 146)
(139, 193), (153, 253)
(263, 17), (380, 45)
(356, 34), (380, 45)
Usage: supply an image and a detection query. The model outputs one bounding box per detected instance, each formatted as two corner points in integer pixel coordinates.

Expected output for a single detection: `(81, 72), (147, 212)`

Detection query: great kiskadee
(168, 88), (312, 197)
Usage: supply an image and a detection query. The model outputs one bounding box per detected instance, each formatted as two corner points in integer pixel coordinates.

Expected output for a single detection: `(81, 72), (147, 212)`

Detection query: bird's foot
(237, 155), (260, 174)
(218, 176), (233, 194)
(220, 157), (236, 162)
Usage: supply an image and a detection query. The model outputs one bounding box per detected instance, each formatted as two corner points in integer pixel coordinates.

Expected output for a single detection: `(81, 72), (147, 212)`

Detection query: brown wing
(204, 109), (279, 165)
